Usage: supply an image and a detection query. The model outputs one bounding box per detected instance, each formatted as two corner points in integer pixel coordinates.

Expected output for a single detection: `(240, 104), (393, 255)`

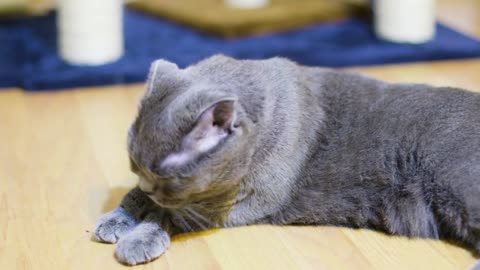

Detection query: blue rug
(1, 9), (480, 91)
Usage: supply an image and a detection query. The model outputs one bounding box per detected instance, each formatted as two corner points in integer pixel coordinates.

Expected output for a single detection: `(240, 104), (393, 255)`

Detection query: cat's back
(309, 68), (480, 149)
(301, 68), (480, 191)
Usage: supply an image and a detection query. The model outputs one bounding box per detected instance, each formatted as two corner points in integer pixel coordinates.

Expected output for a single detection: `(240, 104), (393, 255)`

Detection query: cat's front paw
(93, 207), (137, 243)
(115, 222), (170, 265)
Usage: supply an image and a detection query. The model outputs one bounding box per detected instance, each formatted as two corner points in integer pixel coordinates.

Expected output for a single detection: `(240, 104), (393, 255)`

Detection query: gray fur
(93, 207), (136, 243)
(115, 221), (170, 265)
(93, 55), (480, 264)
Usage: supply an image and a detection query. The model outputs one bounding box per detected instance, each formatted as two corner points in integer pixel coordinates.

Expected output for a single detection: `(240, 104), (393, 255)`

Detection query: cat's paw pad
(115, 223), (170, 265)
(93, 207), (137, 244)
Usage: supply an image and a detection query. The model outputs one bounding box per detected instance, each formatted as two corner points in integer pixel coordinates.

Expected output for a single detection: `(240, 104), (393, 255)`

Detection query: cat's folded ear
(145, 59), (180, 96)
(160, 98), (238, 169)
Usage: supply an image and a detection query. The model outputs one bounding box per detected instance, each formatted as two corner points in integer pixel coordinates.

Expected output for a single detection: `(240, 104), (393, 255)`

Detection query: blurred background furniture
(373, 0), (436, 43)
(0, 0), (53, 16)
(57, 0), (124, 65)
(127, 0), (368, 37)
(1, 0), (480, 91)
(225, 0), (269, 9)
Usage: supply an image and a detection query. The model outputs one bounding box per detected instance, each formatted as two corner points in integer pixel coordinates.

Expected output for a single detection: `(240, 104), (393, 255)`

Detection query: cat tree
(57, 0), (124, 65)
(373, 0), (436, 43)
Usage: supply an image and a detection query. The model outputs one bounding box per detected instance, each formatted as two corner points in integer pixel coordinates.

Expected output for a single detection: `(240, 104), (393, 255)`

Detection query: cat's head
(127, 55), (256, 209)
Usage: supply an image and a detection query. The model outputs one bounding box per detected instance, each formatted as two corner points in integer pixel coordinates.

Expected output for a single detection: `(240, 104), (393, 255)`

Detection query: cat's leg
(93, 207), (137, 243)
(93, 187), (154, 243)
(115, 211), (171, 265)
(457, 166), (480, 252)
(434, 159), (480, 252)
(466, 202), (480, 252)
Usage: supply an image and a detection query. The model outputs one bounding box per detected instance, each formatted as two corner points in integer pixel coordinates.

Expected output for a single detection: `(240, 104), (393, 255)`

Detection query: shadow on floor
(101, 186), (131, 213)
(94, 186), (480, 263)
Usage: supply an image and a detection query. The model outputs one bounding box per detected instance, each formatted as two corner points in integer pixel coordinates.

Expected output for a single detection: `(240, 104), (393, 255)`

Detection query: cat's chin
(156, 202), (184, 209)
(149, 196), (185, 209)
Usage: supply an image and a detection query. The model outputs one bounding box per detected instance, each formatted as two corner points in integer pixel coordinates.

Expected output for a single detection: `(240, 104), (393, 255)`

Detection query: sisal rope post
(373, 0), (436, 44)
(57, 0), (124, 65)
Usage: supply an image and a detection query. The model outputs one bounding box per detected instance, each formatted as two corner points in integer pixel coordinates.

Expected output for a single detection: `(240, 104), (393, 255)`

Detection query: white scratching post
(373, 0), (436, 44)
(225, 0), (269, 9)
(57, 0), (124, 65)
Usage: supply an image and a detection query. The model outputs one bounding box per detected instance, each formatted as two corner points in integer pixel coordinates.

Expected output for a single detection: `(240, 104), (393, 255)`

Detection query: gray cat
(93, 55), (480, 265)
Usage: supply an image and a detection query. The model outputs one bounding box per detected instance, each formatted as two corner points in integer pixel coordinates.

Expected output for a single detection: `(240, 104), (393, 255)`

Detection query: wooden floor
(1, 1), (480, 269)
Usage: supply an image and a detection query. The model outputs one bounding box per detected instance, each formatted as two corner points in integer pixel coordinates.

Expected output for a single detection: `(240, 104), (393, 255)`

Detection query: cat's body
(93, 55), (480, 265)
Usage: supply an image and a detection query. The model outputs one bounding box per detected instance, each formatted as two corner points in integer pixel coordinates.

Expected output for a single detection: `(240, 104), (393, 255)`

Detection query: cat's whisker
(173, 211), (194, 233)
(181, 208), (207, 231)
(186, 207), (212, 227)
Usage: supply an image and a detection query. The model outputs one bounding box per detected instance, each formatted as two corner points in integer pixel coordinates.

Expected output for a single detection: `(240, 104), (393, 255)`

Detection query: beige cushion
(0, 0), (55, 16)
(128, 0), (369, 38)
